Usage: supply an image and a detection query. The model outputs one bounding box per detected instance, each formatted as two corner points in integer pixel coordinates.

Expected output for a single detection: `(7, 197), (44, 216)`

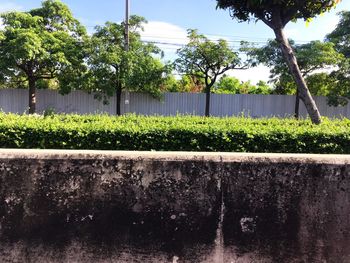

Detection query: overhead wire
(84, 24), (314, 45)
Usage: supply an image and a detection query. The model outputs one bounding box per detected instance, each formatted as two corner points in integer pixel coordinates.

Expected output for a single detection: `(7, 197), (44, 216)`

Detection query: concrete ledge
(1, 149), (349, 164)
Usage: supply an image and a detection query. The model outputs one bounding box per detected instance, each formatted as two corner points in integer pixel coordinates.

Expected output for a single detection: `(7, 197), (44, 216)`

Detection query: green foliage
(326, 11), (350, 58)
(213, 75), (273, 94)
(0, 113), (349, 154)
(327, 59), (350, 106)
(87, 16), (169, 105)
(325, 11), (350, 106)
(216, 0), (340, 26)
(175, 29), (241, 90)
(0, 0), (87, 112)
(217, 0), (341, 124)
(175, 29), (242, 115)
(248, 39), (343, 96)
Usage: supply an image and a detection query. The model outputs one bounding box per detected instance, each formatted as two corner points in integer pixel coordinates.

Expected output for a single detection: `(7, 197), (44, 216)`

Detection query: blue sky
(1, 0), (350, 83)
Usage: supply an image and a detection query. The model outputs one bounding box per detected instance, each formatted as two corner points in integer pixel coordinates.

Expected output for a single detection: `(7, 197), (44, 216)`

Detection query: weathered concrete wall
(0, 150), (349, 262)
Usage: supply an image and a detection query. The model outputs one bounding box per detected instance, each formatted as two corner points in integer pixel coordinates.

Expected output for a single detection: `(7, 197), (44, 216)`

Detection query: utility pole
(124, 0), (130, 114)
(125, 0), (129, 52)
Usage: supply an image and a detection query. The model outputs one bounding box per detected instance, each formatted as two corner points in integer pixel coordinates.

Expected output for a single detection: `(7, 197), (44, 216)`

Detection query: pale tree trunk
(273, 27), (321, 124)
(28, 77), (36, 114)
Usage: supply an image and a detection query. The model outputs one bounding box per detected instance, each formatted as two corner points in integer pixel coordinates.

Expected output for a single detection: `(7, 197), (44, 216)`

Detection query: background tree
(326, 11), (350, 106)
(213, 75), (272, 94)
(326, 11), (350, 58)
(248, 39), (343, 117)
(216, 0), (342, 124)
(326, 57), (350, 106)
(175, 29), (242, 116)
(160, 74), (206, 93)
(87, 16), (169, 115)
(0, 0), (87, 114)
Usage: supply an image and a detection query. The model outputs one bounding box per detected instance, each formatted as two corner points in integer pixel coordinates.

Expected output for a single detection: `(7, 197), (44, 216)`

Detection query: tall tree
(175, 29), (242, 116)
(216, 0), (341, 124)
(0, 0), (87, 114)
(87, 16), (169, 115)
(248, 39), (343, 117)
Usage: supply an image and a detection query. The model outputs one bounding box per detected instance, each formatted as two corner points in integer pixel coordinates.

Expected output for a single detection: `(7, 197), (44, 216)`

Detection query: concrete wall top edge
(0, 149), (349, 165)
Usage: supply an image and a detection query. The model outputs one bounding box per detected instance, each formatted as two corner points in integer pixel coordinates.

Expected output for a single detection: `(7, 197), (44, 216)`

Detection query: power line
(85, 24), (313, 45)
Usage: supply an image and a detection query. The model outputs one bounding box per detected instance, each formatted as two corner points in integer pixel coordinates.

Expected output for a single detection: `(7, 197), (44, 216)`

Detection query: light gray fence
(0, 88), (349, 118)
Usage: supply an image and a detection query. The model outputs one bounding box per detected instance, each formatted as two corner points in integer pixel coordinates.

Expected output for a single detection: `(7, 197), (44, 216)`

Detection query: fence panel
(1, 89), (349, 118)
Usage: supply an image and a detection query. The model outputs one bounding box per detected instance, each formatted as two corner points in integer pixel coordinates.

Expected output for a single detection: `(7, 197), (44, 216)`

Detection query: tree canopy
(325, 11), (350, 106)
(216, 0), (341, 26)
(87, 15), (169, 115)
(213, 75), (272, 95)
(175, 29), (242, 116)
(248, 39), (343, 117)
(249, 40), (343, 93)
(326, 11), (350, 58)
(0, 0), (87, 113)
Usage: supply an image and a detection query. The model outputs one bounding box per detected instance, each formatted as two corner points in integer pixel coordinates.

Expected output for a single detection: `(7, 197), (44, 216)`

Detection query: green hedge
(0, 113), (350, 153)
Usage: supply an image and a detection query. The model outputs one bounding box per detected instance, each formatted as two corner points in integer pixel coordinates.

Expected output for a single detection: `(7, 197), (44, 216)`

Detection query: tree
(175, 29), (242, 116)
(326, 58), (350, 106)
(248, 39), (343, 117)
(326, 11), (350, 58)
(0, 0), (87, 114)
(326, 11), (350, 106)
(87, 16), (169, 115)
(213, 75), (272, 94)
(214, 75), (241, 94)
(216, 0), (342, 124)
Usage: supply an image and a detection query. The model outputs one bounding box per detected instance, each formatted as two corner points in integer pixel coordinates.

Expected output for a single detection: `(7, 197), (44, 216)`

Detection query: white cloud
(228, 65), (271, 84)
(141, 21), (188, 44)
(140, 21), (188, 61)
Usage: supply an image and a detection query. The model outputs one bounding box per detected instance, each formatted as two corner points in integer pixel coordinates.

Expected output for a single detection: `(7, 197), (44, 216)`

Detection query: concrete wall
(0, 150), (349, 262)
(1, 89), (350, 118)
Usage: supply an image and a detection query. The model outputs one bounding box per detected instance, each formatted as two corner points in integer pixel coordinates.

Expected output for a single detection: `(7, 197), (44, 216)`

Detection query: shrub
(0, 113), (349, 153)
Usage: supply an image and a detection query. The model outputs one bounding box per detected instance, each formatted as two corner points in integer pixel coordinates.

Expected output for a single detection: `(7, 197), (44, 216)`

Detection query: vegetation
(327, 11), (350, 58)
(216, 0), (342, 124)
(87, 16), (169, 115)
(247, 39), (343, 117)
(175, 29), (243, 116)
(326, 11), (350, 106)
(213, 76), (272, 95)
(0, 0), (349, 120)
(0, 113), (349, 154)
(0, 0), (87, 114)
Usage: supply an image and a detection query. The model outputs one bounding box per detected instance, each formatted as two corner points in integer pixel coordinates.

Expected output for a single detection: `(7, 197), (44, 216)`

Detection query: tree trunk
(28, 77), (36, 114)
(294, 89), (300, 119)
(273, 27), (321, 124)
(205, 86), (211, 117)
(116, 84), (122, 116)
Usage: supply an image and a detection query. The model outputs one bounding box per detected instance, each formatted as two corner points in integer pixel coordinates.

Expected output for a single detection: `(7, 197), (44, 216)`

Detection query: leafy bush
(0, 113), (349, 153)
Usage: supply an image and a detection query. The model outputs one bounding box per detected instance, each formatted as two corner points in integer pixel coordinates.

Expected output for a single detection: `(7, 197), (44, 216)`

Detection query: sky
(1, 0), (350, 84)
